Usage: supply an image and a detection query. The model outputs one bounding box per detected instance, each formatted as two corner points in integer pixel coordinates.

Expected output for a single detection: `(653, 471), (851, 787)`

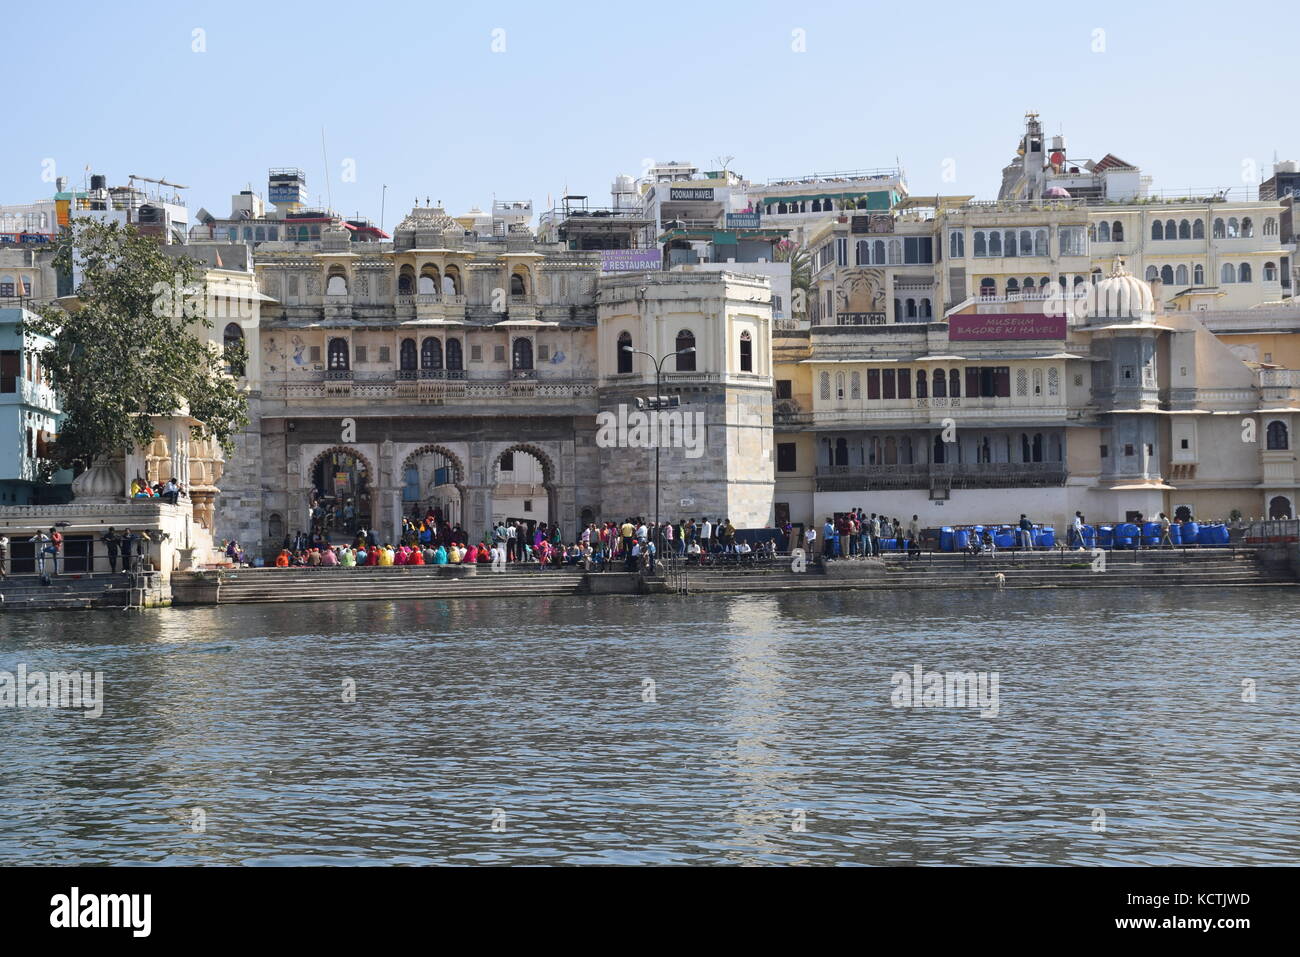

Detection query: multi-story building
(215, 203), (776, 551)
(0, 306), (70, 504)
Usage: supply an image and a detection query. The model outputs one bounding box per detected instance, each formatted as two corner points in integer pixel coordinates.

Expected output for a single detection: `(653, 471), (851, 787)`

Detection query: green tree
(29, 218), (248, 470)
(775, 239), (811, 317)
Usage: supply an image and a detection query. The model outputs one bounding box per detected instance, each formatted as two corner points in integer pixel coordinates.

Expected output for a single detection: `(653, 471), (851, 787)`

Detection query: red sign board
(949, 313), (1066, 340)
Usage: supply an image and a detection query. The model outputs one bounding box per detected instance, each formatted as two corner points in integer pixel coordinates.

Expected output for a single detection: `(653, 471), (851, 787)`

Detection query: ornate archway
(400, 443), (469, 527)
(488, 442), (559, 534)
(306, 446), (375, 536)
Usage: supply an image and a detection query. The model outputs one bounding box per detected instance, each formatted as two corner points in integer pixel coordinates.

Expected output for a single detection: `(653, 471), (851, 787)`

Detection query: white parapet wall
(0, 501), (214, 580)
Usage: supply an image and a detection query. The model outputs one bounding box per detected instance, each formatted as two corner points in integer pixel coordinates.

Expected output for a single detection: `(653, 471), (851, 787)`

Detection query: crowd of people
(255, 511), (789, 573)
(806, 511), (923, 561)
(131, 477), (185, 506)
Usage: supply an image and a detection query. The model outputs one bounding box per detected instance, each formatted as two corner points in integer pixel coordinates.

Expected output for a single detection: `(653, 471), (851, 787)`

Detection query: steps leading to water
(0, 573), (134, 611)
(207, 565), (588, 604)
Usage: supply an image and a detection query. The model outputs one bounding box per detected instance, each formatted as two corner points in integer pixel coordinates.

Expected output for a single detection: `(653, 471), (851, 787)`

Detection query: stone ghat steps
(0, 575), (134, 610)
(212, 571), (587, 603)
(680, 554), (1291, 593)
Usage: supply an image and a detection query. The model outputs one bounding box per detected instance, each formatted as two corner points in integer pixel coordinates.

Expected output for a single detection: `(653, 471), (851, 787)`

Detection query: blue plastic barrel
(1215, 524), (1230, 545)
(994, 533), (1014, 548)
(1180, 521), (1200, 545)
(1097, 525), (1114, 548)
(1197, 524), (1214, 545)
(940, 527), (954, 551)
(1142, 521), (1161, 546)
(1036, 528), (1055, 548)
(954, 530), (969, 550)
(881, 538), (897, 551)
(1081, 524), (1096, 547)
(1115, 535), (1135, 549)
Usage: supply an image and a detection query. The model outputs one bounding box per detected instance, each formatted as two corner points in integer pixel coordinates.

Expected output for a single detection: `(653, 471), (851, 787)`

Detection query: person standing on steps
(1158, 512), (1174, 548)
(101, 527), (121, 573)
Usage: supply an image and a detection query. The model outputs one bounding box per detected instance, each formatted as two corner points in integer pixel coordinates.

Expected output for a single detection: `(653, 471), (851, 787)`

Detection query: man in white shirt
(700, 519), (713, 553)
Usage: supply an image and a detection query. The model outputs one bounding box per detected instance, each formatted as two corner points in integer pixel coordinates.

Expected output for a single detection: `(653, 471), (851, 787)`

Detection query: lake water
(2, 588), (1298, 865)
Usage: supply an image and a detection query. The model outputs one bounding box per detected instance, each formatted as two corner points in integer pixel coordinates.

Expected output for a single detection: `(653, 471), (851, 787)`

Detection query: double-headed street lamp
(622, 343), (695, 553)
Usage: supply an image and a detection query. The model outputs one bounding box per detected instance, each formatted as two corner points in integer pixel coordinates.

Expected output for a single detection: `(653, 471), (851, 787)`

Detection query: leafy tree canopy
(28, 218), (248, 469)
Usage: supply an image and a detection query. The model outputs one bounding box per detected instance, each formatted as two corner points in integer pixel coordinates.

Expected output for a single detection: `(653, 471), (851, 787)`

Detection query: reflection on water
(2, 588), (1298, 865)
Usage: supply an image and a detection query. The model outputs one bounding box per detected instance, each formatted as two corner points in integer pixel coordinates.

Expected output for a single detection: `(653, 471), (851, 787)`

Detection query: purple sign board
(600, 249), (662, 273)
(949, 313), (1067, 340)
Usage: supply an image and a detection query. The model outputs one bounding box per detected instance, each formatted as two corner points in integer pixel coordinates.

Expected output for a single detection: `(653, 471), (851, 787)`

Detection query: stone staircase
(204, 564), (589, 604)
(680, 548), (1295, 594)
(0, 573), (134, 611)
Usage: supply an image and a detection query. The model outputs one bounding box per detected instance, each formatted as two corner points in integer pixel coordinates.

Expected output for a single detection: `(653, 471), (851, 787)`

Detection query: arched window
(1047, 366), (1059, 396)
(1097, 221), (1110, 242)
(1002, 230), (1017, 256)
(418, 266), (438, 295)
(1241, 217), (1253, 238)
(1165, 219), (1176, 239)
(1194, 264), (1205, 284)
(1112, 221), (1124, 241)
(873, 240), (886, 264)
(512, 338), (533, 370)
(1034, 229), (1048, 256)
(1213, 218), (1225, 239)
(675, 330), (696, 371)
(919, 298), (932, 318)
(398, 265), (415, 295)
(1221, 263), (1236, 284)
(932, 369), (947, 398)
(1160, 265), (1174, 285)
(850, 371), (861, 399)
(739, 330), (753, 372)
(1016, 368), (1028, 396)
(443, 265), (461, 296)
(1267, 420), (1290, 450)
(400, 337), (417, 370)
(254, 227), (265, 242)
(243, 227), (253, 242)
(1006, 278), (1020, 296)
(616, 331), (633, 373)
(445, 337), (463, 371)
(1032, 433), (1044, 462)
(979, 278), (996, 298)
(328, 337), (350, 371)
(1145, 266), (1159, 281)
(949, 231), (964, 258)
(1239, 262), (1251, 282)
(1227, 217), (1239, 238)
(1264, 262), (1278, 282)
(1264, 217), (1278, 236)
(1175, 264), (1188, 285)
(1178, 219), (1191, 239)
(916, 370), (928, 399)
(894, 298), (902, 321)
(988, 231), (1002, 256)
(949, 369), (961, 398)
(326, 266), (348, 295)
(1023, 277), (1036, 293)
(906, 298), (917, 318)
(973, 231), (987, 257)
(421, 337), (443, 370)
(835, 373), (845, 400)
(888, 240), (902, 264)
(510, 272), (527, 296)
(1193, 219), (1205, 239)
(1151, 220), (1164, 241)
(820, 372), (831, 400)
(857, 240), (870, 265)
(834, 437), (848, 466)
(933, 434), (947, 464)
(222, 323), (245, 376)
(1019, 230), (1032, 255)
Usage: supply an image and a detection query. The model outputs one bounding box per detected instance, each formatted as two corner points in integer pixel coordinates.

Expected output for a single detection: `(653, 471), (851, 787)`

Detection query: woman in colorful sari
(275, 549), (291, 567)
(340, 546), (356, 567)
(409, 545), (425, 565)
(433, 544), (448, 565)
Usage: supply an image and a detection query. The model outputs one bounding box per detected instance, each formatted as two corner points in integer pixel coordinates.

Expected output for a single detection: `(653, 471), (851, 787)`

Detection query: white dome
(1086, 257), (1154, 319)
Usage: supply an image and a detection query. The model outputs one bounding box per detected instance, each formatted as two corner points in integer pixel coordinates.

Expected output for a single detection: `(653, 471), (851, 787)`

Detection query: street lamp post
(622, 344), (695, 558)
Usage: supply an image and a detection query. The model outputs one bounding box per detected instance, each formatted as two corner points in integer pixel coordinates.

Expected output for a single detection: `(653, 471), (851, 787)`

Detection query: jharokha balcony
(815, 460), (1067, 492)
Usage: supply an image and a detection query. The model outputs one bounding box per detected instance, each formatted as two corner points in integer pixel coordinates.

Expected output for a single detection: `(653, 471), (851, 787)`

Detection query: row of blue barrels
(939, 523), (1231, 551)
(825, 536), (913, 555)
(939, 526), (1055, 551)
(1081, 521), (1229, 549)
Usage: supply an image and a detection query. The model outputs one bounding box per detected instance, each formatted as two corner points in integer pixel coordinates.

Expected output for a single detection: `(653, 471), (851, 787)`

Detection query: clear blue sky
(8, 0), (1295, 227)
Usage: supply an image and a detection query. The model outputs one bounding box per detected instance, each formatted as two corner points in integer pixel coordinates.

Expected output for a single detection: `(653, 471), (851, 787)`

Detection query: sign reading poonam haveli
(669, 187), (715, 201)
(949, 313), (1066, 340)
(600, 249), (662, 272)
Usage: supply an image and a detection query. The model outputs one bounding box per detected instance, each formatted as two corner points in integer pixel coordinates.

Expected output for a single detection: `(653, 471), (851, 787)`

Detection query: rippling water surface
(2, 588), (1299, 865)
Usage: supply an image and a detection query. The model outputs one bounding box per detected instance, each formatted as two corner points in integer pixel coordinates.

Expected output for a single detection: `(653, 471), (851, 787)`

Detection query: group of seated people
(271, 539), (598, 569)
(131, 477), (184, 504)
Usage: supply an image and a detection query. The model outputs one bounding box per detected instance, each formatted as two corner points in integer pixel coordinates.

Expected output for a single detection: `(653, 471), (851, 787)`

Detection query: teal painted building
(0, 306), (72, 504)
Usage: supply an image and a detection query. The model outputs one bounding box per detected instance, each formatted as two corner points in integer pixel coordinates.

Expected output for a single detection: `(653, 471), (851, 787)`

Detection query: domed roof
(1044, 186), (1071, 198)
(1086, 257), (1154, 320)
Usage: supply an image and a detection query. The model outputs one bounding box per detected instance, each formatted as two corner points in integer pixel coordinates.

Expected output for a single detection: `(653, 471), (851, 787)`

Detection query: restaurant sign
(725, 212), (761, 229)
(600, 248), (662, 273)
(949, 313), (1066, 340)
